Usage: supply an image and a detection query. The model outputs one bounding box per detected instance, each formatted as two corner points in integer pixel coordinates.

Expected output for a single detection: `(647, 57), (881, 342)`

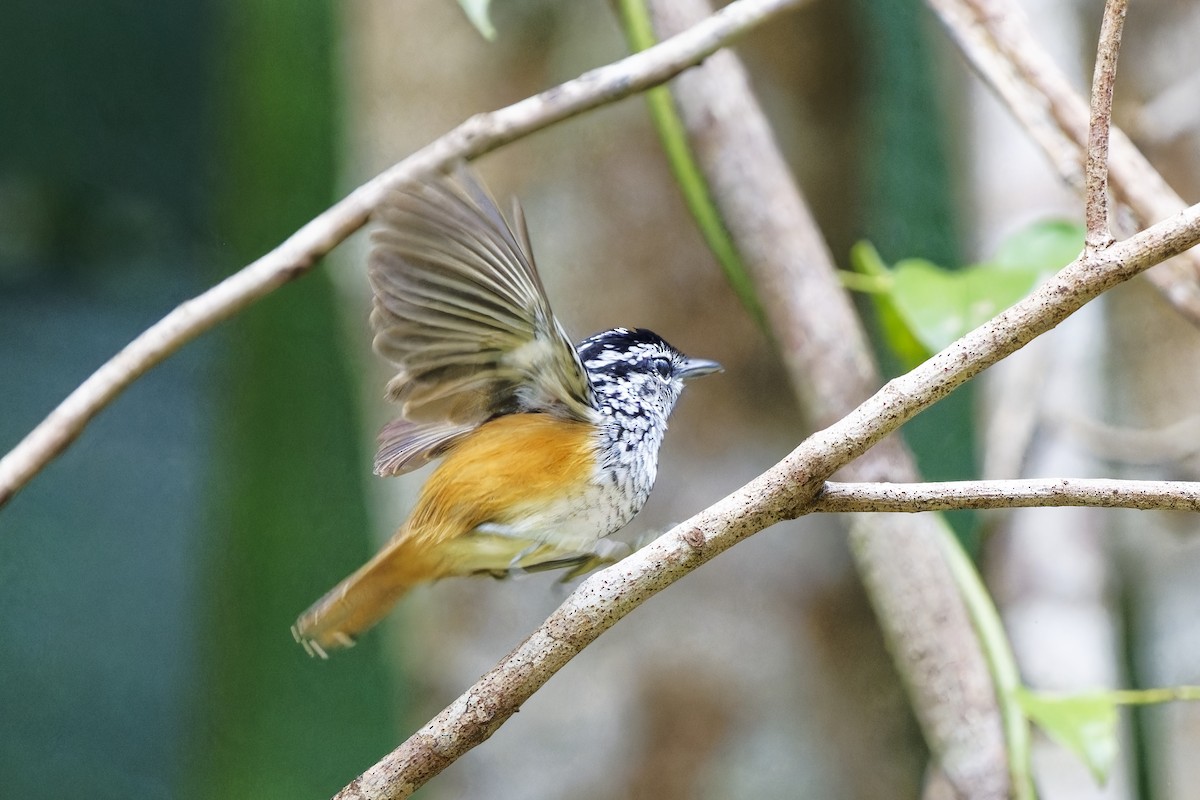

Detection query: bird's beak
(676, 357), (723, 381)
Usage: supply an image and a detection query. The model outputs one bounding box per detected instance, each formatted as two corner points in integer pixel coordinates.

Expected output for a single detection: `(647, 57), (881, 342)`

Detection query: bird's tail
(292, 532), (435, 658)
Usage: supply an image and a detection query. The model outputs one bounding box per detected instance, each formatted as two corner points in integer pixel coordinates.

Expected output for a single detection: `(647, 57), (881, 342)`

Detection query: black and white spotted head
(576, 328), (720, 446)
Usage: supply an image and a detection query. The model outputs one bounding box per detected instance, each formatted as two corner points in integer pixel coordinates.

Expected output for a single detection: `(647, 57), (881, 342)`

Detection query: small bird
(292, 166), (719, 657)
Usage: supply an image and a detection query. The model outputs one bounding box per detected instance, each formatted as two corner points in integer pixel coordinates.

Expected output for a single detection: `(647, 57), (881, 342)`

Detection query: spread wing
(368, 166), (595, 476)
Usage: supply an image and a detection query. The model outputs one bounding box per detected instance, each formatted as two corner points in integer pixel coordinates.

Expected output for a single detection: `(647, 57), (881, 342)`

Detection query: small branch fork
(928, 0), (1200, 322)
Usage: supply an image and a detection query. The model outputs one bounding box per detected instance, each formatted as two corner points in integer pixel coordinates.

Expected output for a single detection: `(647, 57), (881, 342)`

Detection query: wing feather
(367, 166), (595, 474)
(373, 419), (475, 476)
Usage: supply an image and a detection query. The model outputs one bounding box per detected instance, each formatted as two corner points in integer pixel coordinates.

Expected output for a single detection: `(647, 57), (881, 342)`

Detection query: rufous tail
(292, 533), (435, 658)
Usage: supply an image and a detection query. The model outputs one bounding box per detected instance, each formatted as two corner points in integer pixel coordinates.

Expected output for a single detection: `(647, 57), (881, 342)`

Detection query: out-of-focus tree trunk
(339, 1), (927, 797)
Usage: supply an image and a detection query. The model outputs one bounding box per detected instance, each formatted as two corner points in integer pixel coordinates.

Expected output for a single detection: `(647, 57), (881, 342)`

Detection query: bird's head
(576, 328), (721, 420)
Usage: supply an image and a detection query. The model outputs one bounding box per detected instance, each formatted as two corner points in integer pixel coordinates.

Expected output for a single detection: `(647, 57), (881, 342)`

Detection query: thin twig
(332, 195), (1200, 797)
(814, 477), (1200, 513)
(1084, 0), (1128, 250)
(0, 0), (805, 510)
(928, 0), (1200, 324)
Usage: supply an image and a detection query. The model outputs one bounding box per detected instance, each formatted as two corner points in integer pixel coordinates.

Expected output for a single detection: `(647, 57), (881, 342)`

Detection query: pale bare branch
(814, 477), (1200, 513)
(1084, 0), (1128, 250)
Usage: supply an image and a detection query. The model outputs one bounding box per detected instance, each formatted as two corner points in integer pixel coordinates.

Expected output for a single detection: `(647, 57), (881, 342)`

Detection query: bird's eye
(652, 356), (673, 379)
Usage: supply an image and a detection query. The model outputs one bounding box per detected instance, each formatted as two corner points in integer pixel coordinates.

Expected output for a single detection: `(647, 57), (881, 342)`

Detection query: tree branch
(0, 0), (806, 510)
(814, 477), (1200, 513)
(927, 0), (1200, 324)
(332, 189), (1200, 798)
(1084, 0), (1127, 250)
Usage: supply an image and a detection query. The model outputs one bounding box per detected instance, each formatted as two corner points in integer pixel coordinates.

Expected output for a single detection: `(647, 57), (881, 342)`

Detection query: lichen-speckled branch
(1083, 0), (1127, 250)
(814, 477), (1200, 513)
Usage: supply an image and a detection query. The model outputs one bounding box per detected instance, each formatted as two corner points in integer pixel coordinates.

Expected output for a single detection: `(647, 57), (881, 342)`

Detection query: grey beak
(676, 357), (723, 381)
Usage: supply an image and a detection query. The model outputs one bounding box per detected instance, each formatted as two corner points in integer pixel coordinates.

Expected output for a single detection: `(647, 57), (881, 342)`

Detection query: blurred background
(1, 0), (1198, 798)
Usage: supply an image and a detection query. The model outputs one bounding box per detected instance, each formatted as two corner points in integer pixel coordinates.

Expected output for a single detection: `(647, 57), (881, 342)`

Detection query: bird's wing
(368, 166), (595, 475)
(371, 419), (476, 477)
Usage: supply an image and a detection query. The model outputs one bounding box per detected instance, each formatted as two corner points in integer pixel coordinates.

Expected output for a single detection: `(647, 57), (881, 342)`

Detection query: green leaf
(1017, 689), (1119, 785)
(890, 257), (1044, 352)
(849, 241), (929, 368)
(847, 221), (1084, 365)
(992, 220), (1084, 272)
(458, 0), (497, 40)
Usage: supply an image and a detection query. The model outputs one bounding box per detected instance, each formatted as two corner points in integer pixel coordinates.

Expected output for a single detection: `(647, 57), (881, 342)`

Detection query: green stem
(938, 525), (1037, 799)
(1047, 686), (1200, 705)
(837, 270), (892, 294)
(615, 0), (765, 325)
(1114, 686), (1200, 704)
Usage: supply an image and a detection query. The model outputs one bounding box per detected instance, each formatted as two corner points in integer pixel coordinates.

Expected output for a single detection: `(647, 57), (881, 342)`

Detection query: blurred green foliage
(1, 2), (217, 798)
(1018, 689), (1120, 786)
(0, 0), (401, 797)
(0, 0), (210, 280)
(850, 221), (1085, 362)
(186, 1), (399, 798)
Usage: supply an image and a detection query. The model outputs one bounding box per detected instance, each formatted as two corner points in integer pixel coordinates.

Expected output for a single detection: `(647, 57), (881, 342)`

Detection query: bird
(291, 165), (720, 657)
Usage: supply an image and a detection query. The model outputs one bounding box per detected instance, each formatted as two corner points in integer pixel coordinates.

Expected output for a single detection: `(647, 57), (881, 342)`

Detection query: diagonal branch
(333, 198), (1200, 798)
(0, 0), (806, 510)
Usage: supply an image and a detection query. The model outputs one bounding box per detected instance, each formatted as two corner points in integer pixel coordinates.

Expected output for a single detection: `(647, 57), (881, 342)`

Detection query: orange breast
(401, 413), (599, 551)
